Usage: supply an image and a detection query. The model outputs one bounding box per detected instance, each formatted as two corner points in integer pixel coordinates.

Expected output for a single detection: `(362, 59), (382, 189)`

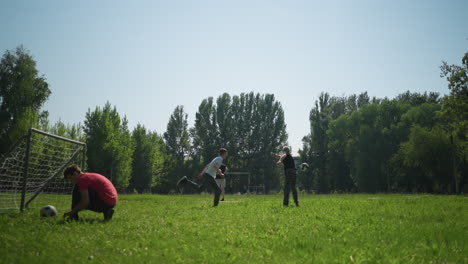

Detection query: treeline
(1, 45), (467, 194)
(82, 93), (288, 193)
(68, 93), (288, 193)
(0, 46), (288, 193)
(301, 54), (467, 194)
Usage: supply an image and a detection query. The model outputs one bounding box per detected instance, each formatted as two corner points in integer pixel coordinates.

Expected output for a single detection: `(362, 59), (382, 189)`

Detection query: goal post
(0, 128), (86, 212)
(23, 146), (84, 210)
(225, 172), (252, 193)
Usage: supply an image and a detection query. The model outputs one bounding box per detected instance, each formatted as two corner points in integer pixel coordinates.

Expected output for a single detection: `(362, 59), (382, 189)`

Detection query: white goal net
(0, 128), (86, 211)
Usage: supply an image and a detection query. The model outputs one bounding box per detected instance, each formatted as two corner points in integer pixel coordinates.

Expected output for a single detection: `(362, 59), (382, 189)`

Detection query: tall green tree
(398, 125), (454, 192)
(0, 46), (50, 154)
(130, 124), (153, 193)
(327, 115), (354, 192)
(216, 93), (236, 155)
(344, 101), (409, 192)
(83, 102), (133, 189)
(303, 91), (443, 193)
(253, 93), (288, 192)
(439, 52), (468, 193)
(162, 105), (190, 192)
(164, 106), (190, 163)
(191, 98), (218, 165)
(327, 96), (438, 192)
(191, 92), (287, 193)
(303, 93), (362, 192)
(130, 124), (166, 193)
(303, 93), (331, 192)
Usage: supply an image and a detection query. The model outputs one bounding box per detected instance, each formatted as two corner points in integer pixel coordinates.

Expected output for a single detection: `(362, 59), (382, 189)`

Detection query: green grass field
(0, 194), (467, 264)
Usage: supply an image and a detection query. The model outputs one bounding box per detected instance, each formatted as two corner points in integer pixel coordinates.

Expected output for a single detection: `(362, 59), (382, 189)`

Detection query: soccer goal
(0, 128), (86, 212)
(226, 172), (252, 194)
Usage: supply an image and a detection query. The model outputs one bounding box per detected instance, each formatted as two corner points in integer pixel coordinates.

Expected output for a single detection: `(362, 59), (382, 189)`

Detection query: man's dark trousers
(185, 173), (221, 206)
(283, 169), (299, 206)
(71, 184), (114, 215)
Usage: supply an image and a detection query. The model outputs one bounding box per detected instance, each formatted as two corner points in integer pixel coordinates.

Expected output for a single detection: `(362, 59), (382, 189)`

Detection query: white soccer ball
(40, 205), (58, 217)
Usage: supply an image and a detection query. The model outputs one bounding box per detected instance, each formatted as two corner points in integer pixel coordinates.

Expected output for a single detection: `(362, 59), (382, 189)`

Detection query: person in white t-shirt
(177, 148), (228, 207)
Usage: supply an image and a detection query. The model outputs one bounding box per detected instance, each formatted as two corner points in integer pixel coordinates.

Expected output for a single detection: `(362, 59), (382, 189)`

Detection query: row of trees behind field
(1, 45), (467, 194)
(82, 92), (288, 194)
(300, 54), (467, 194)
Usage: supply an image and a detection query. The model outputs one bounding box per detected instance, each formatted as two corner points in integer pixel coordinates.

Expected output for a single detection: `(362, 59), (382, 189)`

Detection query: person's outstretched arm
(198, 164), (210, 179)
(276, 154), (286, 166)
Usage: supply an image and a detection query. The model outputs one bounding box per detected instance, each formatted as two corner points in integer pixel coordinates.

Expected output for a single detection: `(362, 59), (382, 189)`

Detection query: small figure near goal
(215, 164), (228, 201)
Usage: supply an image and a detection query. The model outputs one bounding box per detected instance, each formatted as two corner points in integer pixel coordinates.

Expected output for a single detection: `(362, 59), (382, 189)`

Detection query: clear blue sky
(1, 0), (467, 151)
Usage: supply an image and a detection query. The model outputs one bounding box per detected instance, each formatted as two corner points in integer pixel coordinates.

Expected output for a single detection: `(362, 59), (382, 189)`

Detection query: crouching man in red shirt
(63, 165), (118, 221)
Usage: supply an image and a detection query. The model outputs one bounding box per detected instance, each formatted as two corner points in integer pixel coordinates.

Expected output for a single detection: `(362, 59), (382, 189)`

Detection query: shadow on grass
(0, 211), (22, 218)
(56, 218), (112, 225)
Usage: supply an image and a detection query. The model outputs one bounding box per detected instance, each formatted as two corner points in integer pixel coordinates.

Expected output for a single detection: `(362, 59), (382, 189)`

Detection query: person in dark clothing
(276, 146), (299, 207)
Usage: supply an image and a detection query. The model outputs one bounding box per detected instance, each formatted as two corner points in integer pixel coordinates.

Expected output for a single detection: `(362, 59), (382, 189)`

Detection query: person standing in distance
(216, 164), (228, 201)
(63, 165), (118, 221)
(177, 148), (228, 207)
(276, 146), (299, 207)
